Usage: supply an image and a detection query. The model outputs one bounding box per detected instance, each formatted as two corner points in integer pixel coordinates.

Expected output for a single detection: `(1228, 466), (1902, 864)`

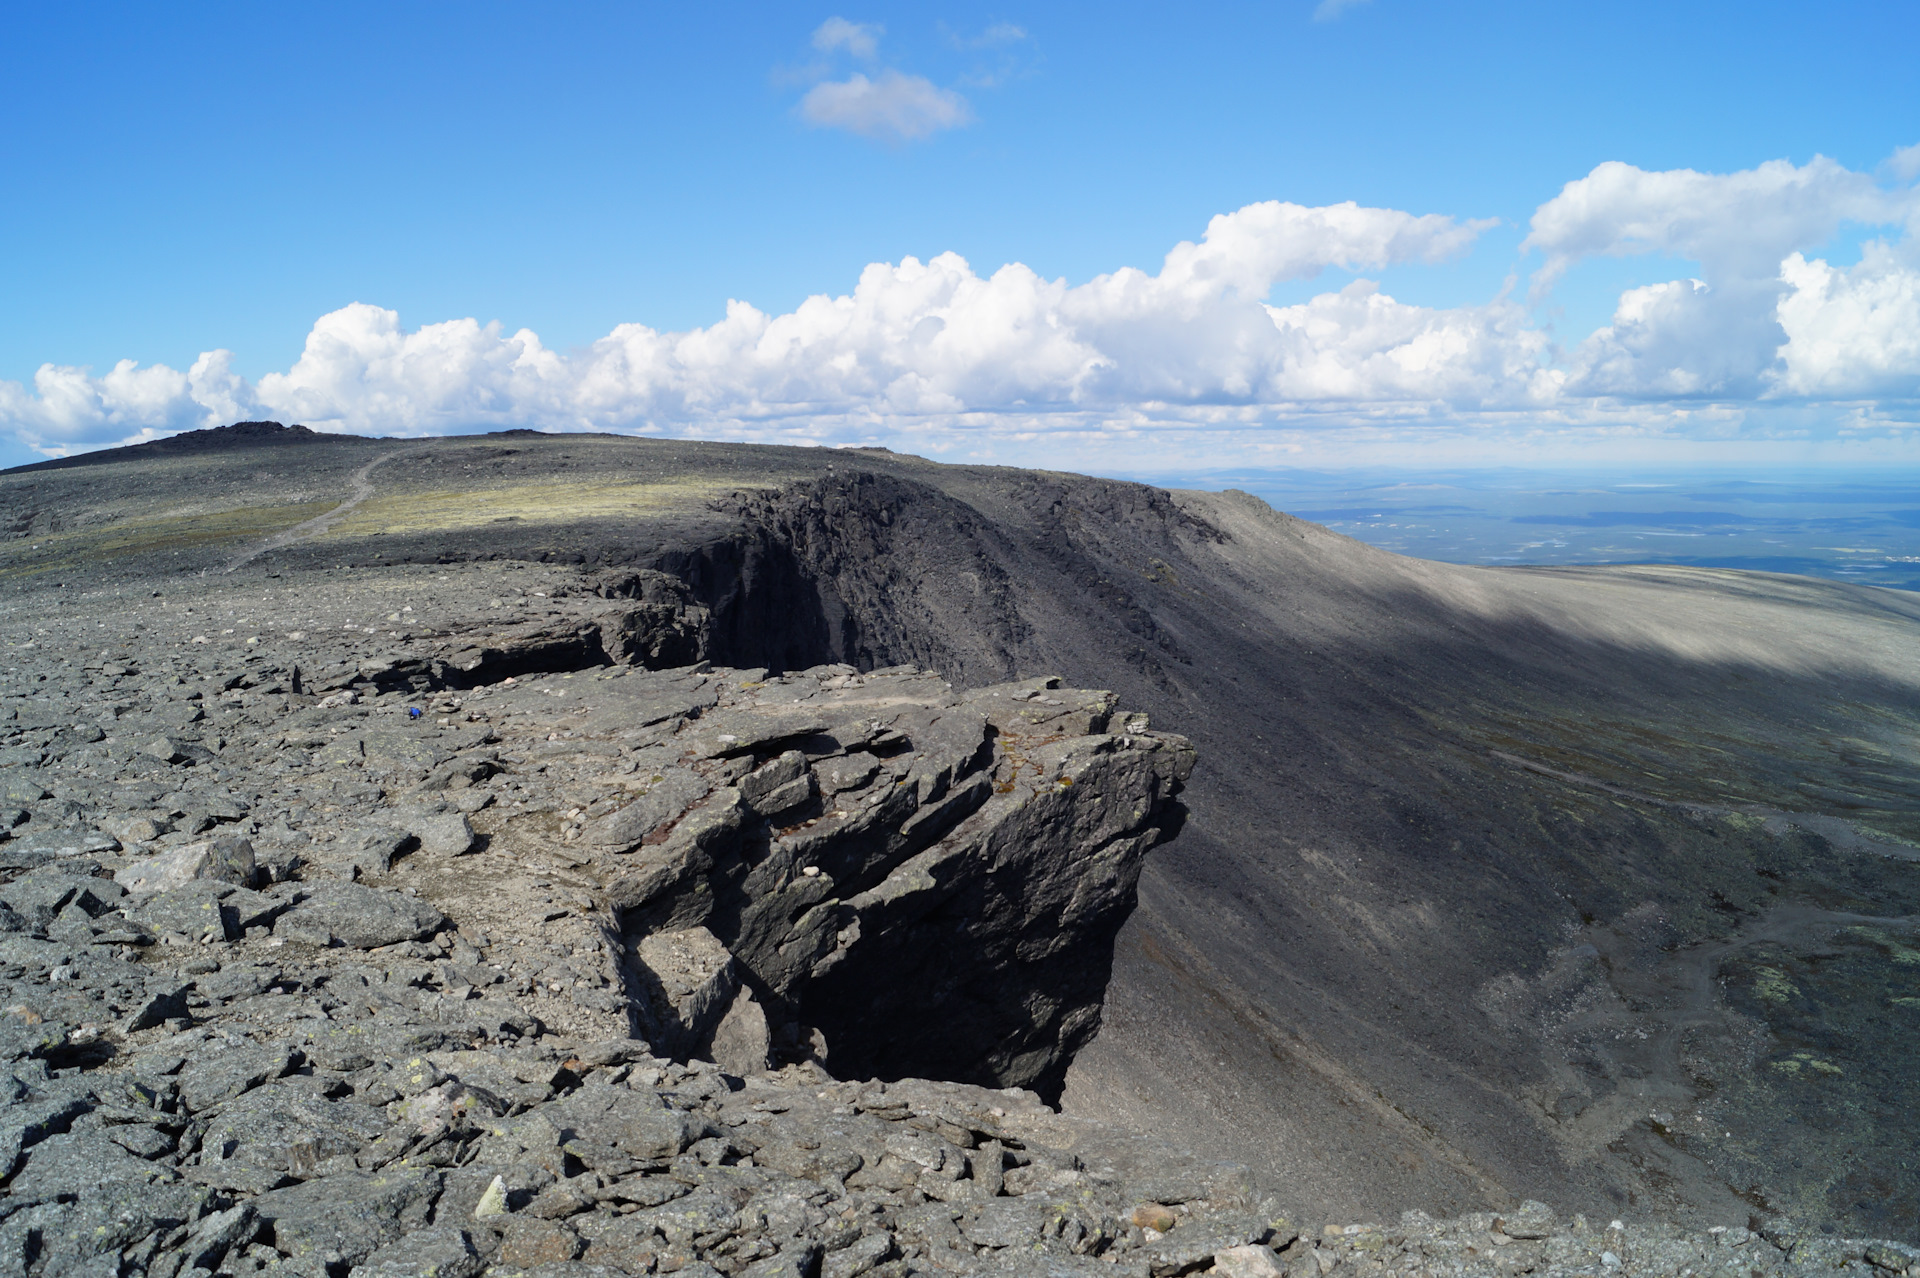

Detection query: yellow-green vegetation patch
(1771, 1052), (1844, 1077)
(323, 478), (767, 538)
(1467, 710), (1773, 807)
(1842, 926), (1920, 966)
(1458, 694), (1920, 848)
(1892, 996), (1920, 1010)
(0, 499), (337, 579)
(1753, 966), (1796, 1004)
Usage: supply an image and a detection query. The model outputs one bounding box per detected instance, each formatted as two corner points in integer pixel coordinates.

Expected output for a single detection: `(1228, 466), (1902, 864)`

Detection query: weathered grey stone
(1138, 1215), (1269, 1277)
(121, 979), (192, 1032)
(0, 869), (89, 927)
(127, 880), (237, 941)
(496, 1216), (586, 1267)
(8, 1130), (183, 1195)
(1495, 1201), (1557, 1240)
(605, 788), (746, 917)
(628, 1186), (741, 1245)
(741, 751), (813, 816)
(710, 986), (772, 1077)
(439, 1162), (557, 1221)
(276, 883), (449, 948)
(752, 774), (814, 818)
(1212, 1244), (1286, 1278)
(962, 1199), (1051, 1249)
(0, 773), (51, 804)
(0, 1181), (212, 1277)
(412, 811), (476, 857)
(253, 1167), (444, 1268)
(633, 925), (738, 1057)
(348, 1225), (489, 1278)
(687, 709), (833, 760)
(526, 1181), (597, 1220)
(587, 768), (712, 849)
(104, 1123), (174, 1158)
(576, 1211), (670, 1271)
(182, 1203), (261, 1273)
(294, 1021), (470, 1073)
(117, 833), (256, 894)
(338, 825), (414, 876)
(823, 1231), (897, 1278)
(0, 1009), (69, 1063)
(176, 1041), (297, 1112)
(0, 1093), (91, 1178)
(741, 1242), (824, 1278)
(553, 1086), (712, 1172)
(198, 1087), (389, 1173)
(818, 752), (880, 796)
(221, 883), (286, 931)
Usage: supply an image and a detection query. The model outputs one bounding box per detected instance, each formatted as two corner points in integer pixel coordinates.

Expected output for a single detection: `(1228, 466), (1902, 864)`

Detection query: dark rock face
(604, 674), (1191, 1098)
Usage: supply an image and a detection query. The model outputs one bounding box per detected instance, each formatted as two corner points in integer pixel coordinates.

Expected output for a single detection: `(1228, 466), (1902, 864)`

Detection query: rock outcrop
(0, 595), (1218, 1277)
(597, 667), (1189, 1096)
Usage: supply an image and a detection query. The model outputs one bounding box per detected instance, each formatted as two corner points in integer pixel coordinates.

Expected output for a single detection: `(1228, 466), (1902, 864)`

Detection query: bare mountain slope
(4, 428), (1918, 1242)
(710, 467), (1920, 1237)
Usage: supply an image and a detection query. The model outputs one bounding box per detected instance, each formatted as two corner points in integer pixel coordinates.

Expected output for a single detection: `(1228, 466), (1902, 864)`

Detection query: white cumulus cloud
(1263, 284), (1560, 406)
(799, 70), (971, 142)
(1532, 157), (1919, 398)
(1889, 142), (1920, 184)
(10, 158), (1920, 467)
(1772, 242), (1920, 398)
(0, 199), (1503, 455)
(812, 16), (881, 59)
(1524, 157), (1902, 292)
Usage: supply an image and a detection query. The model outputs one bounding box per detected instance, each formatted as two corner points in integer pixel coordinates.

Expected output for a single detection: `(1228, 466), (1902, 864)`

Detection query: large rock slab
(631, 925), (738, 1057)
(116, 833), (256, 894)
(254, 1167), (445, 1268)
(276, 883), (449, 948)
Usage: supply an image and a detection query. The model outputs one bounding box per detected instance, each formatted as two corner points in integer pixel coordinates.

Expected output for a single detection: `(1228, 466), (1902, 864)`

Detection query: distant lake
(1116, 468), (1920, 592)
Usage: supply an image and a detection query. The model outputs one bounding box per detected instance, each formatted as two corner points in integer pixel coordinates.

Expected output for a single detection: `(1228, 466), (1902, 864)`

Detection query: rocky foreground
(0, 559), (1914, 1278)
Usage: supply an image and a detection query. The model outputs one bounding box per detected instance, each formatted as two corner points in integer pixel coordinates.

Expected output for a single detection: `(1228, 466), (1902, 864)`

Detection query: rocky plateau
(1, 423), (1918, 1277)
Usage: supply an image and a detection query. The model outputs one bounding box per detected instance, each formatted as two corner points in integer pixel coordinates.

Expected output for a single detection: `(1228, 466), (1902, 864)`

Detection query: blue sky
(3, 1), (1917, 470)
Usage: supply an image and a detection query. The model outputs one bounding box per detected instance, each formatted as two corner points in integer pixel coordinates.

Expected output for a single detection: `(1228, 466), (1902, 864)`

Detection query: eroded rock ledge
(594, 666), (1192, 1097)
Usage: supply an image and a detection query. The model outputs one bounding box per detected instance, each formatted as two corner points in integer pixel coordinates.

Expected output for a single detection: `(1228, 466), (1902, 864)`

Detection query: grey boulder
(253, 1167), (445, 1268)
(277, 883), (449, 948)
(412, 811), (476, 857)
(117, 833), (257, 894)
(739, 750), (814, 817)
(349, 1225), (491, 1278)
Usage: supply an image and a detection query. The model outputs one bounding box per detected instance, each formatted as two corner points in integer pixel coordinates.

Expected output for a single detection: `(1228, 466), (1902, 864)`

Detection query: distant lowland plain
(1127, 470), (1920, 592)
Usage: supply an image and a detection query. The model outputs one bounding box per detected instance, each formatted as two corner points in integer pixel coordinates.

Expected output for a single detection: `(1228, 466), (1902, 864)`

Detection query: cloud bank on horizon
(5, 153), (1919, 467)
